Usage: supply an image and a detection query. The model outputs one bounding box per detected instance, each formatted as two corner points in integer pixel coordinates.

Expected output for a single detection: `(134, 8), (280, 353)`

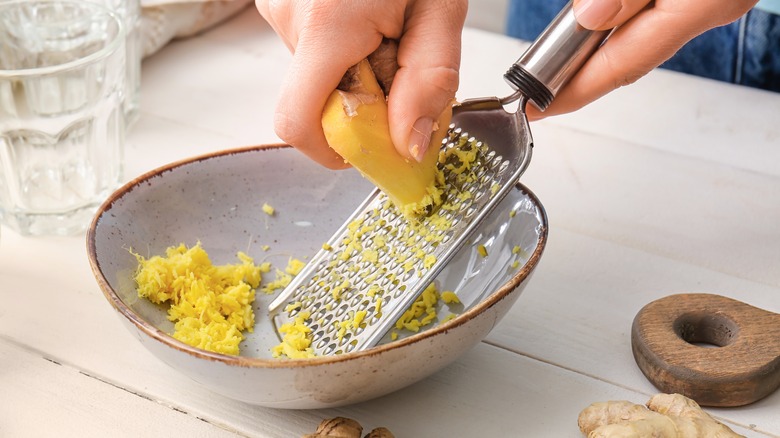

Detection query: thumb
(572, 0), (652, 30)
(386, 0), (466, 162)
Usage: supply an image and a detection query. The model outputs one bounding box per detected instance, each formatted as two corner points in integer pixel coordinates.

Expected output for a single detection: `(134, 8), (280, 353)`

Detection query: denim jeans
(505, 0), (780, 92)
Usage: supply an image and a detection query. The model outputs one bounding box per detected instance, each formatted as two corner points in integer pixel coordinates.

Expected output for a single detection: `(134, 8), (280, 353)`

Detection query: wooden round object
(631, 293), (780, 407)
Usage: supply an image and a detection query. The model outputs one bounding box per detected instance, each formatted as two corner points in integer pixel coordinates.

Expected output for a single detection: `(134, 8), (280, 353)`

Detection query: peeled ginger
(321, 49), (452, 218)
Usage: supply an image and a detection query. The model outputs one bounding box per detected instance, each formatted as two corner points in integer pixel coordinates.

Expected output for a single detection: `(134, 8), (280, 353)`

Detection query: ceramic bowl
(87, 145), (547, 408)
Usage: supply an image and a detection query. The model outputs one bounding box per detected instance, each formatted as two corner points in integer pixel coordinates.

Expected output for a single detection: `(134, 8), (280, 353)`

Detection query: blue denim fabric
(505, 0), (780, 92)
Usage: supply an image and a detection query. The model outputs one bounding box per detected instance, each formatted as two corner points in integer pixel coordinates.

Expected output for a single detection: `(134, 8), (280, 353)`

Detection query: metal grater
(268, 1), (611, 355)
(269, 115), (532, 355)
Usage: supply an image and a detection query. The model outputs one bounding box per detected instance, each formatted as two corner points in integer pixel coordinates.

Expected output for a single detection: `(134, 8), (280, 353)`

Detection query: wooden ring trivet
(631, 293), (780, 407)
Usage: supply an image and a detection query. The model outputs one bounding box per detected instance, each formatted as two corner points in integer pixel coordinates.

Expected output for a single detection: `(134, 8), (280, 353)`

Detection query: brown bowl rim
(86, 144), (548, 369)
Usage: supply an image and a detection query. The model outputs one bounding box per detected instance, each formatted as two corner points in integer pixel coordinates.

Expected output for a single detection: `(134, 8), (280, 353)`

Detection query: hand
(256, 0), (467, 169)
(528, 0), (758, 120)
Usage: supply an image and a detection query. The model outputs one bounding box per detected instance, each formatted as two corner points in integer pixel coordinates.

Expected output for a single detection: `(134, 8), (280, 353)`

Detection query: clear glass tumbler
(92, 0), (141, 127)
(0, 0), (126, 236)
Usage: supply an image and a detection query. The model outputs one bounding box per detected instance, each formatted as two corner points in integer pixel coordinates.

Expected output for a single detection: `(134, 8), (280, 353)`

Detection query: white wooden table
(1, 7), (778, 437)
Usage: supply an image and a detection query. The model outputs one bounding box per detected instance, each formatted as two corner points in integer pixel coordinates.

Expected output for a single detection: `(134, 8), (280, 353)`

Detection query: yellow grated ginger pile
(132, 242), (264, 356)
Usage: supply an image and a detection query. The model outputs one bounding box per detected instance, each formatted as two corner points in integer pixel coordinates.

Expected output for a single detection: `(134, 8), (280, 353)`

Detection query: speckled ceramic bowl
(87, 145), (547, 408)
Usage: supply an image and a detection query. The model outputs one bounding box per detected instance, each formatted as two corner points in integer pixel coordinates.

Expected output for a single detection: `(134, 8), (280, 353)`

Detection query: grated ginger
(284, 257), (307, 276)
(132, 242), (262, 356)
(441, 291), (460, 304)
(394, 283), (441, 333)
(262, 269), (290, 292)
(272, 311), (316, 359)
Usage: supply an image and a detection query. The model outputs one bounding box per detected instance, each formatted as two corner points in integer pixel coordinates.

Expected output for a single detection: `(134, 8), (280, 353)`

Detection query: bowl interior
(90, 145), (547, 360)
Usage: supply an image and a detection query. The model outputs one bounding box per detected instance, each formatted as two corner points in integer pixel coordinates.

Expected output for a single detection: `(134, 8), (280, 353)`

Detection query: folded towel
(140, 0), (254, 57)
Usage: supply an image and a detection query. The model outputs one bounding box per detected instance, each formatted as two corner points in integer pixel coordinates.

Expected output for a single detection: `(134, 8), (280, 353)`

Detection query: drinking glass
(0, 0), (126, 236)
(92, 0), (141, 127)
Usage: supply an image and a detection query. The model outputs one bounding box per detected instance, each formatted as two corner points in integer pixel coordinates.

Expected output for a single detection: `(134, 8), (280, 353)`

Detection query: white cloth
(140, 0), (253, 58)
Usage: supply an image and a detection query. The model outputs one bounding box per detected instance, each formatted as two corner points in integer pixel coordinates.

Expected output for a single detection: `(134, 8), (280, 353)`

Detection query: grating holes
(342, 289), (356, 303)
(312, 308), (326, 322)
(335, 303), (349, 317)
(316, 289), (330, 301)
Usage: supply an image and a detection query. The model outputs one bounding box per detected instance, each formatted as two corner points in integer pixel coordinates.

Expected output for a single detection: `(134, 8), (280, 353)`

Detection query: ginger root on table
(578, 393), (744, 438)
(303, 417), (394, 438)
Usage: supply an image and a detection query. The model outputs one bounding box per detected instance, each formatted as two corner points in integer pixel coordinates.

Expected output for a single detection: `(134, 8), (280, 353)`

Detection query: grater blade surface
(268, 96), (532, 356)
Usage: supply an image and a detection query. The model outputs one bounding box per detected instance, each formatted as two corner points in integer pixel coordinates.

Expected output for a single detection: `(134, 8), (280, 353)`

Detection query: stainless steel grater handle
(504, 1), (612, 110)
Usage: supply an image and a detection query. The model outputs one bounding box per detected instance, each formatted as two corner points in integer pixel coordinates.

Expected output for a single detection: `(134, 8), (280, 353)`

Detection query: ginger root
(578, 393), (744, 438)
(322, 40), (452, 218)
(303, 417), (394, 438)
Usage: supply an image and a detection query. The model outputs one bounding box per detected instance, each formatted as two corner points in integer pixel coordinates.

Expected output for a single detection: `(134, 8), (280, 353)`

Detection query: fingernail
(574, 0), (621, 29)
(408, 117), (434, 162)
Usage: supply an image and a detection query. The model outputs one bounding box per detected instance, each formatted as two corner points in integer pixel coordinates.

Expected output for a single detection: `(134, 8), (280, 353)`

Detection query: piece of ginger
(578, 393), (744, 438)
(321, 49), (452, 218)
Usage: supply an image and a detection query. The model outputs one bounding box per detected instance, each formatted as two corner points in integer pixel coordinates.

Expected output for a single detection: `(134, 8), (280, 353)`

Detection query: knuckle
(424, 66), (460, 96)
(596, 47), (646, 89)
(273, 110), (304, 147)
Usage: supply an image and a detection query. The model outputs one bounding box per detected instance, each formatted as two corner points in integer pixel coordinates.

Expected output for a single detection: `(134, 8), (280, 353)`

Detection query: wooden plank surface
(0, 7), (778, 438)
(0, 340), (240, 437)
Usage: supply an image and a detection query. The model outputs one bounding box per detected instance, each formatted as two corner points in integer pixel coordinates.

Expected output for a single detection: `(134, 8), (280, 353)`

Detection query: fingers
(255, 0), (294, 51)
(257, 0), (345, 167)
(572, 0), (652, 30)
(528, 0), (757, 121)
(275, 29), (379, 169)
(386, 0), (467, 161)
(528, 6), (677, 120)
(257, 1), (403, 169)
(257, 0), (465, 167)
